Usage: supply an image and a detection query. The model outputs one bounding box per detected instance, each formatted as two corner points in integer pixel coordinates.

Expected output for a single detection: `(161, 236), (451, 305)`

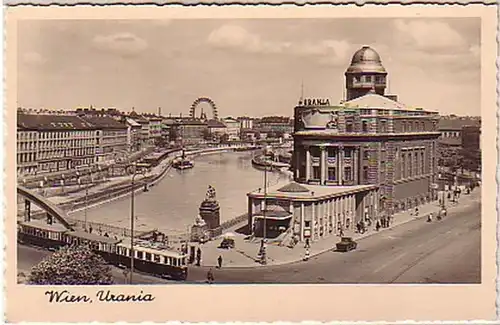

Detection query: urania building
(247, 46), (441, 244)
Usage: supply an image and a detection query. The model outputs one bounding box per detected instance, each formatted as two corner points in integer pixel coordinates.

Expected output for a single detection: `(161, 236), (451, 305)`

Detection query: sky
(17, 18), (480, 118)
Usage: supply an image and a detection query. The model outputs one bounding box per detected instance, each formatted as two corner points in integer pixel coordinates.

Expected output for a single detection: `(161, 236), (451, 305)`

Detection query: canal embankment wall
(22, 144), (278, 237)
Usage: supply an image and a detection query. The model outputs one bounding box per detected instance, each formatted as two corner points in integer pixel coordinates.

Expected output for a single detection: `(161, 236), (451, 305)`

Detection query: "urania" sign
(303, 98), (330, 106)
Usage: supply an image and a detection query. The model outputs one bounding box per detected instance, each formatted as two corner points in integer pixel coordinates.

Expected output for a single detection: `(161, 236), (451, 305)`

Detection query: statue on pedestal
(199, 185), (221, 231)
(205, 185), (217, 202)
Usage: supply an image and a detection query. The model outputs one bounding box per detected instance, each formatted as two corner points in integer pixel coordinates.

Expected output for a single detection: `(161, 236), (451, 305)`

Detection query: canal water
(70, 151), (291, 235)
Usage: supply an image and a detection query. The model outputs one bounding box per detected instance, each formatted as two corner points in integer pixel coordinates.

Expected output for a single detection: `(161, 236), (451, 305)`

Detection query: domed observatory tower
(345, 46), (388, 101)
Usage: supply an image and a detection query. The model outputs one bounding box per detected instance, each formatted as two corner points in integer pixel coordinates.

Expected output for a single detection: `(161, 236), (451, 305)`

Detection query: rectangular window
(145, 252), (152, 261)
(344, 166), (352, 181)
(408, 153), (413, 177)
(312, 166), (321, 180)
(345, 121), (353, 133)
(305, 221), (311, 228)
(380, 120), (387, 133)
(414, 153), (419, 176)
(137, 251), (143, 259)
(421, 152), (425, 174)
(328, 167), (336, 181)
(363, 150), (370, 160)
(362, 121), (369, 132)
(402, 153), (406, 178)
(344, 149), (352, 158)
(363, 166), (369, 181)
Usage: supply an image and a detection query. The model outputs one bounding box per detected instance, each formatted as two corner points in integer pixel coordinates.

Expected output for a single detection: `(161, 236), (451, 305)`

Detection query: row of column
(298, 193), (357, 242)
(305, 145), (359, 185)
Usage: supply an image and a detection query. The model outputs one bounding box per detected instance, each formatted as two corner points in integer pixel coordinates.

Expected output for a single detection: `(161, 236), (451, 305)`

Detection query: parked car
(219, 237), (235, 249)
(336, 237), (357, 252)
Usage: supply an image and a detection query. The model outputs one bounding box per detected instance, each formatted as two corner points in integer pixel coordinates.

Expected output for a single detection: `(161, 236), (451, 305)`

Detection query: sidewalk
(198, 188), (481, 268)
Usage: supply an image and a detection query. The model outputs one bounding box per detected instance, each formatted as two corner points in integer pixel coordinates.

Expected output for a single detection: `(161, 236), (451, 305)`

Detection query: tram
(17, 219), (188, 280)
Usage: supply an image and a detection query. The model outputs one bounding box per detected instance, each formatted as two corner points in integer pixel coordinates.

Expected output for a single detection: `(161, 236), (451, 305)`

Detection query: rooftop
(438, 118), (481, 130)
(80, 115), (128, 130)
(207, 119), (226, 128)
(118, 238), (187, 257)
(67, 230), (122, 244)
(248, 182), (377, 201)
(18, 113), (97, 131)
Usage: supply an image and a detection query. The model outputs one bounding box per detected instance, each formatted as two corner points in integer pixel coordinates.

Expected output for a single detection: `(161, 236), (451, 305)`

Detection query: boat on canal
(173, 149), (194, 170)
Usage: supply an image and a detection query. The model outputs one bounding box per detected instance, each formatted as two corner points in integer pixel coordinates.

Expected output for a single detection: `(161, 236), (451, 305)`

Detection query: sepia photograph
(14, 16), (485, 286)
(5, 4), (498, 323)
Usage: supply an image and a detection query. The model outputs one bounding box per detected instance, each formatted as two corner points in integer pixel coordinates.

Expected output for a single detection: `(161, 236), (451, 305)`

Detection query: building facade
(461, 125), (481, 172)
(221, 117), (240, 141)
(78, 115), (128, 163)
(17, 112), (99, 176)
(146, 115), (163, 145)
(17, 110), (135, 176)
(169, 118), (208, 145)
(247, 46), (441, 244)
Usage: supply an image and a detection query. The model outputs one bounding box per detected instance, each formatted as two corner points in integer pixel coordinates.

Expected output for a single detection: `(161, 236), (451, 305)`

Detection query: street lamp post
(129, 163), (148, 285)
(261, 163), (269, 265)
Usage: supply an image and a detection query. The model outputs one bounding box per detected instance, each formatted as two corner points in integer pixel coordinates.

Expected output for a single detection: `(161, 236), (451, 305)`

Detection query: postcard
(5, 4), (498, 322)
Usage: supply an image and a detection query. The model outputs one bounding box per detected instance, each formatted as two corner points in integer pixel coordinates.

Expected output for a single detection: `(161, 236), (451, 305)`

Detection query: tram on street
(17, 219), (188, 280)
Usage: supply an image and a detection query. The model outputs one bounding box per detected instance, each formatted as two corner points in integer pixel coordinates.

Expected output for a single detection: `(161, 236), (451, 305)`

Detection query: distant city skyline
(18, 18), (480, 117)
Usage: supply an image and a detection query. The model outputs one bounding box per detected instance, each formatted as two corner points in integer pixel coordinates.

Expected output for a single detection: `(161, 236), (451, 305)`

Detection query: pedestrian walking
(376, 219), (381, 231)
(414, 207), (419, 216)
(303, 248), (310, 261)
(339, 227), (344, 237)
(196, 247), (202, 266)
(206, 268), (214, 284)
(217, 255), (223, 269)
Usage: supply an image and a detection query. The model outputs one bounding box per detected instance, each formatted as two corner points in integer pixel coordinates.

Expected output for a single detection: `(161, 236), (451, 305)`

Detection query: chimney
(158, 107), (162, 117)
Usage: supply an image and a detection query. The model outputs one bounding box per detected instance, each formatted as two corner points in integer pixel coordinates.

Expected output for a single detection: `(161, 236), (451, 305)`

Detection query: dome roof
(346, 46), (387, 74)
(277, 182), (310, 193)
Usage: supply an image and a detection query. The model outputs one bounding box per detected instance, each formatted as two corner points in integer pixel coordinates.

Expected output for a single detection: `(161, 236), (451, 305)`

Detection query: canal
(70, 151), (291, 235)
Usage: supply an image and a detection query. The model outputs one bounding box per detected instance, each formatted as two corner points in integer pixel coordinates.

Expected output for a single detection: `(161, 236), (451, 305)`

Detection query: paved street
(186, 200), (481, 284)
(18, 199), (480, 284)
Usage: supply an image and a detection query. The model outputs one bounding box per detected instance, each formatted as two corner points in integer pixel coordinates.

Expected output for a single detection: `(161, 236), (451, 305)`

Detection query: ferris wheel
(189, 97), (219, 120)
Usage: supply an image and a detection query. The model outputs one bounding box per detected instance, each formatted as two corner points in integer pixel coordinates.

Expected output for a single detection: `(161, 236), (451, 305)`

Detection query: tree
(28, 244), (114, 285)
(219, 133), (230, 144)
